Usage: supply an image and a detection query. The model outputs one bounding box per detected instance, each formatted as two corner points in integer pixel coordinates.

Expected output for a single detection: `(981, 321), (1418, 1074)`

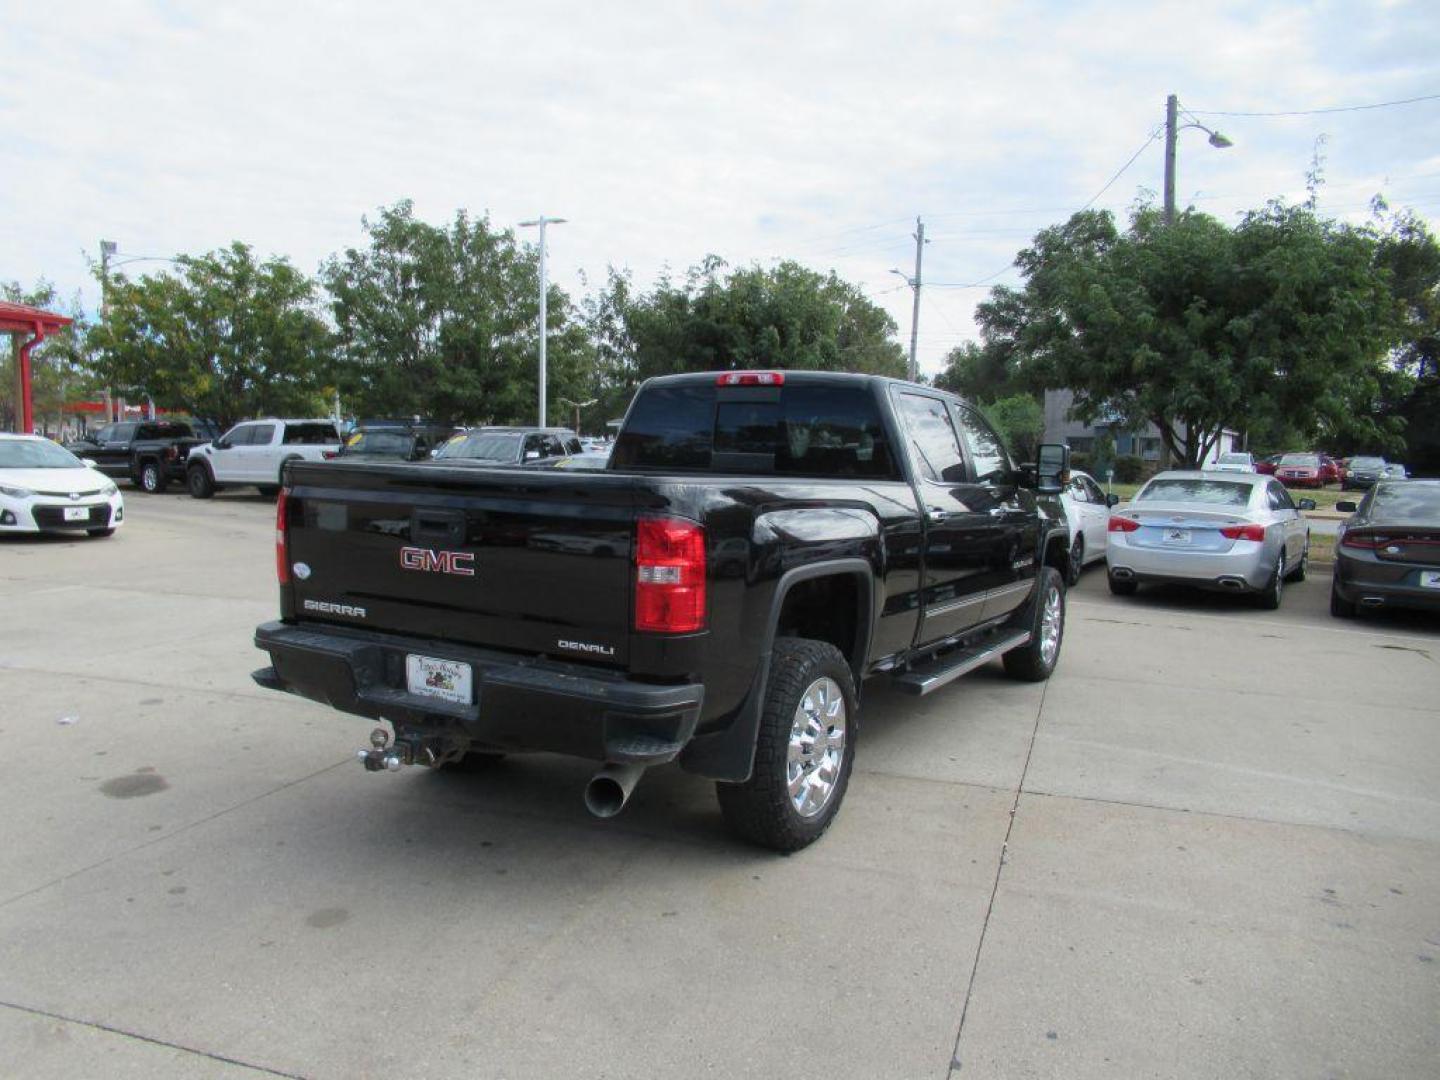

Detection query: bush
(1069, 451), (1091, 471)
(1113, 455), (1145, 483)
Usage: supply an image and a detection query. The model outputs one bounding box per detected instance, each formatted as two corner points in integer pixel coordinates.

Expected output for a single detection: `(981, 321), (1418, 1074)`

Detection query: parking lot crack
(946, 680), (1050, 1076)
(0, 1000), (308, 1078)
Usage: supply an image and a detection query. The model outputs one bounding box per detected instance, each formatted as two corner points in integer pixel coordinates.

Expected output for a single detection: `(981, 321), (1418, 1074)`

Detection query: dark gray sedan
(1332, 480), (1440, 617)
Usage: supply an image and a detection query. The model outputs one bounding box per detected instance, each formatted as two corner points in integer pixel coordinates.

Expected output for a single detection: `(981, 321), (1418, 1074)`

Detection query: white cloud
(3, 0), (1439, 376)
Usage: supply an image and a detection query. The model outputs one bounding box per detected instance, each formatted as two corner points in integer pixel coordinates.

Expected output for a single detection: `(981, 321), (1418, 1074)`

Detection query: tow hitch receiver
(356, 727), (463, 772)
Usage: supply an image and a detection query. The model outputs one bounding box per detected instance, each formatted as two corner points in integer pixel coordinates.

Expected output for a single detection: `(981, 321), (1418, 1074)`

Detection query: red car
(1255, 453), (1283, 476)
(1274, 452), (1339, 488)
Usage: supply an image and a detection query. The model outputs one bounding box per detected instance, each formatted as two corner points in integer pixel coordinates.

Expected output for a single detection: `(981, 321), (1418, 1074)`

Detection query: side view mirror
(1296, 498), (1318, 511)
(213, 439), (229, 450)
(82, 457), (98, 469)
(1034, 443), (1071, 495)
(1106, 493), (1120, 507)
(1335, 500), (1358, 514)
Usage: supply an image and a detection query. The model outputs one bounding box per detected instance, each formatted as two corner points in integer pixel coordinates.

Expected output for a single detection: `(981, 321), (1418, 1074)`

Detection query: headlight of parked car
(101, 481), (119, 496)
(0, 484), (35, 498)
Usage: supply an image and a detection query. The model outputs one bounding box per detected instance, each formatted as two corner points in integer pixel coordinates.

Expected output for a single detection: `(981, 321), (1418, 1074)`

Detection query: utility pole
(560, 396), (597, 436)
(519, 216), (567, 427)
(890, 217), (927, 382)
(1163, 94), (1179, 226)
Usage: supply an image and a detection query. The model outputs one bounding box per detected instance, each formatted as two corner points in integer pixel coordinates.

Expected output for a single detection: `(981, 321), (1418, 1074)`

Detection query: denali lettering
(303, 599), (368, 618)
(558, 640), (616, 656)
(399, 547), (476, 576)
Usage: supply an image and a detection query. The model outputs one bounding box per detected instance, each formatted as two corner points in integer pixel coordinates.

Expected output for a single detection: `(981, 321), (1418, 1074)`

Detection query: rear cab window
(612, 380), (898, 479)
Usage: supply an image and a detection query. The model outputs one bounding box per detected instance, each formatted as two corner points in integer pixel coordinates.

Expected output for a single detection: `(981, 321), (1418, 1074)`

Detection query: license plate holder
(1422, 571), (1440, 590)
(405, 654), (473, 704)
(63, 506), (89, 522)
(1163, 528), (1191, 544)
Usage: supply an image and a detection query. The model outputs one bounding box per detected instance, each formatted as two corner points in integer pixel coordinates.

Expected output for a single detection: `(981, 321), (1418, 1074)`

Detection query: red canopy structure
(1, 300), (73, 435)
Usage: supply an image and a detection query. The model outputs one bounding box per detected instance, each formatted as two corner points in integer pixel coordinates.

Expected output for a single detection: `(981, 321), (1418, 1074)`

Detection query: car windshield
(344, 431), (413, 456)
(435, 432), (521, 462)
(1370, 482), (1440, 521)
(0, 439), (85, 469)
(1350, 456), (1385, 469)
(1279, 453), (1319, 466)
(1136, 478), (1253, 506)
(1218, 453), (1250, 464)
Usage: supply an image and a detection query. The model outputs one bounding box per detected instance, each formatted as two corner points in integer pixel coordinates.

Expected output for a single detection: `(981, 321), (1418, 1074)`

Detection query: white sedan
(1059, 469), (1116, 585)
(0, 434), (124, 538)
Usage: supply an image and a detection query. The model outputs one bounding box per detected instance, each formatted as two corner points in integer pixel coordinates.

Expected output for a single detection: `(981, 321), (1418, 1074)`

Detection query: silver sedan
(1105, 471), (1314, 609)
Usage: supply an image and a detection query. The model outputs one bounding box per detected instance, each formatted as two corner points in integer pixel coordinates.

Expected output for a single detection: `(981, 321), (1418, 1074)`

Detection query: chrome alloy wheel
(786, 676), (847, 818)
(1039, 582), (1063, 666)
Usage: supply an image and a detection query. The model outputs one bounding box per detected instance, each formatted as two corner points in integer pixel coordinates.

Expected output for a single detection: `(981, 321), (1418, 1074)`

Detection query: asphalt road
(2, 490), (1437, 1079)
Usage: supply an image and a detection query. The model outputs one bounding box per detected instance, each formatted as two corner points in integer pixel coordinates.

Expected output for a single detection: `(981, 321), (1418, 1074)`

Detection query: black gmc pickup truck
(253, 371), (1072, 850)
(66, 420), (205, 493)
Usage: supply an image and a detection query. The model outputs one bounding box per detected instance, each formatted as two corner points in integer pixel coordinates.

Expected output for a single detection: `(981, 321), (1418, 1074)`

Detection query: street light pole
(519, 216), (567, 427)
(1163, 94), (1233, 226)
(559, 396), (597, 436)
(890, 216), (928, 382)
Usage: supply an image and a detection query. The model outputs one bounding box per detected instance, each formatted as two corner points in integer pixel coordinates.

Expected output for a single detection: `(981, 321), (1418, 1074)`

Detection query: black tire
(1108, 573), (1138, 596)
(87, 527), (116, 538)
(1256, 551), (1285, 610)
(1330, 576), (1357, 619)
(1003, 566), (1066, 682)
(1285, 544), (1309, 582)
(187, 464), (215, 499)
(715, 637), (857, 853)
(1065, 535), (1084, 587)
(138, 460), (167, 494)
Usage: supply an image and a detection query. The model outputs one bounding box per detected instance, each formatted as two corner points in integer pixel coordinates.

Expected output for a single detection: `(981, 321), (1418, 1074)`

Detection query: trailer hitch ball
(370, 727), (390, 749)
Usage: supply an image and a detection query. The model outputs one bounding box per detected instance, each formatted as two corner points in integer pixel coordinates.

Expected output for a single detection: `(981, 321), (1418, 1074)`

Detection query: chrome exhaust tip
(1111, 567), (1134, 580)
(584, 762), (646, 818)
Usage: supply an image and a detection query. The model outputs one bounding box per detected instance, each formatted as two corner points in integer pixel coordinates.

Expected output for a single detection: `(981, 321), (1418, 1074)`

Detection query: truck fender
(678, 558), (876, 783)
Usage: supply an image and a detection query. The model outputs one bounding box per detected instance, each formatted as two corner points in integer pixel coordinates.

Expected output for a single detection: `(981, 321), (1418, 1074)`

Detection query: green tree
(974, 204), (1399, 467)
(321, 201), (593, 426)
(90, 244), (331, 427)
(584, 257), (906, 421)
(1375, 208), (1440, 470)
(979, 393), (1046, 461)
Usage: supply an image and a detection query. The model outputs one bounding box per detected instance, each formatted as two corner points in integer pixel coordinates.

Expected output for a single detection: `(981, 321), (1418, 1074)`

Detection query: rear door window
(283, 423), (338, 444)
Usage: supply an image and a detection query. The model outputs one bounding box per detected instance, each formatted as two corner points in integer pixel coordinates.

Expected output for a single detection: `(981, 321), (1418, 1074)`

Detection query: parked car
(186, 419), (341, 498)
(1059, 469), (1118, 585)
(252, 370), (1074, 851)
(1341, 455), (1389, 491)
(1331, 481), (1440, 617)
(1384, 462), (1410, 480)
(337, 422), (461, 462)
(64, 419), (204, 493)
(520, 450), (614, 471)
(1255, 454), (1283, 476)
(1106, 471), (1315, 608)
(0, 433), (124, 538)
(431, 426), (582, 466)
(1210, 452), (1256, 474)
(1274, 453), (1330, 488)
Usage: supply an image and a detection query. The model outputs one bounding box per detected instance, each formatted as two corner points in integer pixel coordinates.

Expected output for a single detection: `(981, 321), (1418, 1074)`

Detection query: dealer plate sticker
(63, 506), (89, 522)
(1422, 571), (1440, 590)
(406, 654), (473, 704)
(1164, 528), (1191, 544)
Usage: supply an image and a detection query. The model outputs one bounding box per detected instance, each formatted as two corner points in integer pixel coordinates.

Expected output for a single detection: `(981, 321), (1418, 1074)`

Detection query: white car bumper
(0, 490), (125, 534)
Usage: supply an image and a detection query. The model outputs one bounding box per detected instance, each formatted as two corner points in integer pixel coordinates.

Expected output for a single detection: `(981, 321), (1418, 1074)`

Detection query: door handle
(987, 507), (1006, 518)
(927, 508), (948, 523)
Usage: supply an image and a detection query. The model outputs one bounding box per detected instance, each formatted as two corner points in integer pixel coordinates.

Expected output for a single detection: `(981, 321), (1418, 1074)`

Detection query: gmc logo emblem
(399, 546), (476, 577)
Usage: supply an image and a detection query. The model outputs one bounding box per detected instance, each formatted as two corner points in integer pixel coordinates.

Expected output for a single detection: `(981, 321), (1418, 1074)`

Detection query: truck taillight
(1219, 523), (1267, 542)
(716, 371), (785, 386)
(634, 517), (706, 633)
(1107, 516), (1141, 533)
(276, 489), (291, 584)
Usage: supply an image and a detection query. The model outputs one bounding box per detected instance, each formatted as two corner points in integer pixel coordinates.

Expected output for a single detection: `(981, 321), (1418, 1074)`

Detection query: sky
(4, 0), (1440, 378)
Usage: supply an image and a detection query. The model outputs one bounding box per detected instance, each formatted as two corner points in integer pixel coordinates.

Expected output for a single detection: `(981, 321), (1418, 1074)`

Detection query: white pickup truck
(186, 418), (341, 498)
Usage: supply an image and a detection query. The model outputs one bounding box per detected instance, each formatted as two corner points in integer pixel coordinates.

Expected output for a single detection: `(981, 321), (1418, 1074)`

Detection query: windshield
(0, 439), (86, 469)
(1136, 478), (1253, 507)
(1279, 453), (1319, 466)
(1218, 453), (1250, 464)
(1349, 456), (1385, 469)
(343, 431), (413, 456)
(435, 432), (522, 463)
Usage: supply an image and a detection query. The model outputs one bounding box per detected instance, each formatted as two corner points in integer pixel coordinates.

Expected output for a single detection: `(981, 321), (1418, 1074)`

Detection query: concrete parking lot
(2, 492), (1437, 1079)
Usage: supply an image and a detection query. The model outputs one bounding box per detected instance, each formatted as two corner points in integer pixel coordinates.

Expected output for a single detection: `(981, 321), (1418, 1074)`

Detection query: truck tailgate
(284, 462), (642, 665)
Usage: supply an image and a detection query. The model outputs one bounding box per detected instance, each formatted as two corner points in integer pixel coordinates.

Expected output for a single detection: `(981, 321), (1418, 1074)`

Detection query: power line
(1079, 126), (1164, 211)
(1190, 92), (1440, 118)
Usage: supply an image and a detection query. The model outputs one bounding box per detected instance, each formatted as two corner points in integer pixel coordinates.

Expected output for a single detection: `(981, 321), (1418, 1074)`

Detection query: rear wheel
(139, 461), (167, 494)
(1003, 567), (1066, 681)
(187, 465), (215, 499)
(1065, 535), (1084, 587)
(1108, 573), (1138, 596)
(1330, 576), (1357, 618)
(716, 637), (856, 853)
(1256, 551), (1285, 610)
